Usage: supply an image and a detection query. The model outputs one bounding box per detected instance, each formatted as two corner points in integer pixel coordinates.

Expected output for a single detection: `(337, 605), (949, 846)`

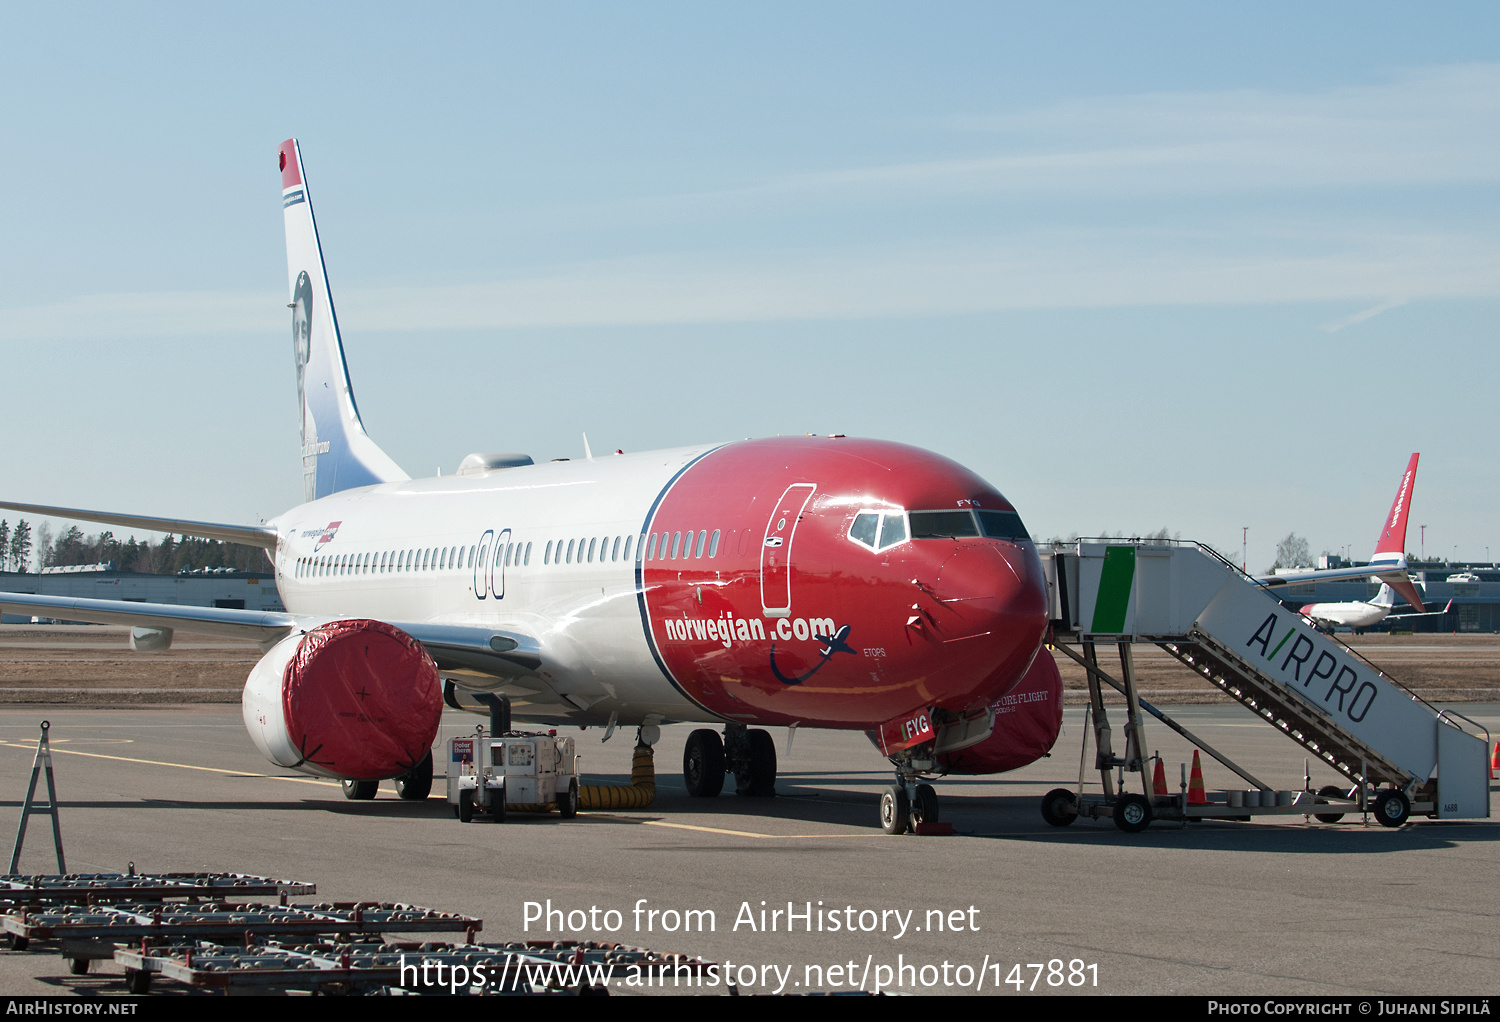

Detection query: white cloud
(5, 223), (1496, 336)
(3, 66), (1495, 336)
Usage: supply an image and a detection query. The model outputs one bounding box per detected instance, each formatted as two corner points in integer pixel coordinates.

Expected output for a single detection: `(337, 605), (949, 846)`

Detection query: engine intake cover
(243, 619), (441, 780)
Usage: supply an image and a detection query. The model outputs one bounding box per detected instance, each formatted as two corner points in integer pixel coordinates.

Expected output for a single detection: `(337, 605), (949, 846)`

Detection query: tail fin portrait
(1369, 452), (1424, 611)
(280, 138), (408, 502)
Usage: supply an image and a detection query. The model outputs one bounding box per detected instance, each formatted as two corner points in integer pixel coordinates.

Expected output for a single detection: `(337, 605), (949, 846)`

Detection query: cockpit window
(850, 513), (879, 549)
(878, 514), (906, 549)
(909, 510), (979, 538)
(977, 510), (1031, 542)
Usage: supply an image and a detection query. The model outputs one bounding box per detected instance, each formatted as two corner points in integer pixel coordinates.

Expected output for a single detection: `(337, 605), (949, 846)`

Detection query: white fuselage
(269, 443), (719, 725)
(1300, 601), (1389, 630)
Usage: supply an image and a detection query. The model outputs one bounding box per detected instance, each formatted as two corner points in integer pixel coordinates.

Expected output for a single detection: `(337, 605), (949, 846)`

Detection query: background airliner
(1298, 583), (1451, 633)
(1257, 453), (1426, 607)
(0, 140), (1060, 834)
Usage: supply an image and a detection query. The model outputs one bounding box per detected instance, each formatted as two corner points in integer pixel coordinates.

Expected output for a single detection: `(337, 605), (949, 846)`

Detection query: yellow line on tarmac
(0, 740), (338, 788)
(639, 820), (875, 840)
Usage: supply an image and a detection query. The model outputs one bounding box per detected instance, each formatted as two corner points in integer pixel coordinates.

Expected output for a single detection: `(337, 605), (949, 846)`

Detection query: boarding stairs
(1042, 541), (1491, 826)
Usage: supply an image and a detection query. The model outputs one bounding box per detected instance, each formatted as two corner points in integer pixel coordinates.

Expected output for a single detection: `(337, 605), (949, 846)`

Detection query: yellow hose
(579, 742), (656, 810)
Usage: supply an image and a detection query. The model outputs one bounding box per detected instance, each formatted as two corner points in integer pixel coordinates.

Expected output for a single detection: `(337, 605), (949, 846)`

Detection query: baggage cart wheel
(558, 779), (579, 819)
(683, 729), (726, 798)
(1313, 784), (1348, 824)
(1113, 793), (1152, 834)
(880, 785), (910, 835)
(69, 958), (89, 975)
(912, 783), (939, 825)
(6, 935), (27, 951)
(341, 779), (378, 801)
(125, 968), (151, 995)
(394, 752), (433, 801)
(457, 789), (474, 823)
(1374, 789), (1410, 828)
(1040, 787), (1079, 827)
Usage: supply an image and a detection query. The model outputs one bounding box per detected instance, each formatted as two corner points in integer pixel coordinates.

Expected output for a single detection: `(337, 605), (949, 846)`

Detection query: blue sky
(2, 3), (1496, 570)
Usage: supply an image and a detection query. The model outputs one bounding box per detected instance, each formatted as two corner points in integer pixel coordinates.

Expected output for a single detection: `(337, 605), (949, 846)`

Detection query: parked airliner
(0, 140), (1060, 834)
(1258, 453), (1427, 609)
(1298, 583), (1451, 633)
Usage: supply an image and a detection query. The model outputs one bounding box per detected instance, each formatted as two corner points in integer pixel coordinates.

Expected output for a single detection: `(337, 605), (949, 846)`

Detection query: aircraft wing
(386, 622), (543, 679)
(0, 591), (298, 643)
(1257, 564), (1400, 587)
(1259, 566), (1426, 612)
(1386, 599), (1453, 621)
(0, 590), (541, 681)
(0, 500), (278, 551)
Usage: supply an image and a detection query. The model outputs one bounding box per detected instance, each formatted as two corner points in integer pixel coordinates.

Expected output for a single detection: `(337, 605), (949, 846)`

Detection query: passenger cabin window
(648, 534), (658, 560)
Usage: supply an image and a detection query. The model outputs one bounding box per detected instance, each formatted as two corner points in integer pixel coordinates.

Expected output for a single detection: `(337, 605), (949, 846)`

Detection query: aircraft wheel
(1374, 789), (1411, 828)
(1313, 784), (1348, 824)
(393, 753), (433, 801)
(1113, 793), (1152, 834)
(912, 783), (939, 825)
(683, 729), (726, 798)
(341, 779), (378, 801)
(457, 789), (474, 823)
(741, 729), (777, 797)
(880, 785), (910, 835)
(1040, 787), (1079, 827)
(558, 779), (579, 819)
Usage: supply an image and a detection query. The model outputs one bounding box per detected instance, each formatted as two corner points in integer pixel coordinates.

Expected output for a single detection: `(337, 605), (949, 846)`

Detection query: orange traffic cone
(1491, 741), (1499, 780)
(1188, 750), (1209, 805)
(1152, 758), (1168, 798)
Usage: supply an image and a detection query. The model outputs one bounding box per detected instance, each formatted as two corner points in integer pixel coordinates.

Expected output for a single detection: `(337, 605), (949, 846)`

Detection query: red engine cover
(282, 619), (441, 779)
(936, 649), (1063, 775)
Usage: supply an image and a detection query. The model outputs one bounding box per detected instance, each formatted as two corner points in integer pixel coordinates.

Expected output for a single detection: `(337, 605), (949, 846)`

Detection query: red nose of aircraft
(640, 437), (1052, 730)
(923, 538), (1049, 710)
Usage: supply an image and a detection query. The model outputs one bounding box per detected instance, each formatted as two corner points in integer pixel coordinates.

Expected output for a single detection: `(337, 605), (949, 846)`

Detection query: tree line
(0, 519), (269, 575)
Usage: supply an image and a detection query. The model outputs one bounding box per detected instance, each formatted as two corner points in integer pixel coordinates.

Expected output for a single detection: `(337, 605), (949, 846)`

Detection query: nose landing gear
(879, 759), (946, 835)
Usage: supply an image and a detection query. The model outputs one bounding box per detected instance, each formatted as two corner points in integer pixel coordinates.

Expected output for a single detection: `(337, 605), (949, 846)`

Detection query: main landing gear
(339, 751), (435, 802)
(682, 723), (776, 798)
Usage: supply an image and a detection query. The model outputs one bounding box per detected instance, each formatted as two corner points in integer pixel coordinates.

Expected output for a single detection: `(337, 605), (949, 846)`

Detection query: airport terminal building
(0, 566), (284, 623)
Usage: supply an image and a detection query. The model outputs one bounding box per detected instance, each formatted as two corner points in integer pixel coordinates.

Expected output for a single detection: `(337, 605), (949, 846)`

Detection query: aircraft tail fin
(1368, 453), (1422, 610)
(280, 139), (408, 502)
(1372, 583), (1396, 609)
(1371, 453), (1418, 563)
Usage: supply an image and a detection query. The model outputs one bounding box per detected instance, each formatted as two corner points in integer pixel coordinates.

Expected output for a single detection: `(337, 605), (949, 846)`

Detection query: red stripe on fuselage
(639, 437), (1047, 728)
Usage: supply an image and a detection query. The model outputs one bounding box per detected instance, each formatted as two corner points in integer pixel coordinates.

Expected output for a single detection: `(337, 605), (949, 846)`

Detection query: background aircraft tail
(280, 138), (408, 502)
(1369, 453), (1423, 610)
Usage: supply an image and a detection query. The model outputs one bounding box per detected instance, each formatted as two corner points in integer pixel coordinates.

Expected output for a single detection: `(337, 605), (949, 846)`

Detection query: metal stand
(10, 721), (66, 874)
